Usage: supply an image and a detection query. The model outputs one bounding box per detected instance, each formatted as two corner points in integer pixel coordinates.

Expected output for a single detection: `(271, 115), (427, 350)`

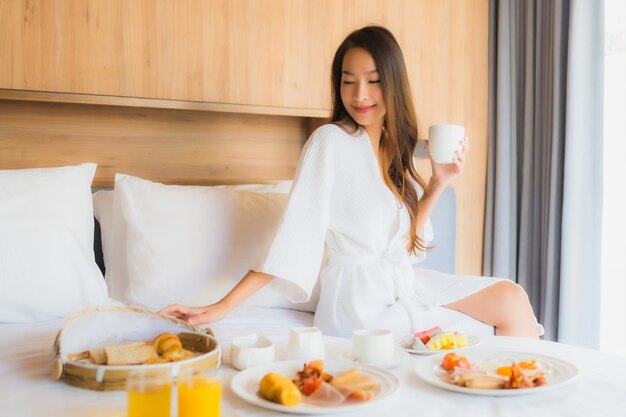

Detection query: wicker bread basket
(52, 306), (221, 391)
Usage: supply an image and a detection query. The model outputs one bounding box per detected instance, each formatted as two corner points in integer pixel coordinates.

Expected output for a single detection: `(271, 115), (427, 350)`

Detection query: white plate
(337, 347), (410, 369)
(230, 360), (399, 414)
(415, 350), (579, 396)
(400, 334), (480, 355)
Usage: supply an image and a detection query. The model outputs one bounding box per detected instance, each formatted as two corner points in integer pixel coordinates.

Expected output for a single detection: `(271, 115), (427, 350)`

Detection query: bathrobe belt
(326, 251), (421, 303)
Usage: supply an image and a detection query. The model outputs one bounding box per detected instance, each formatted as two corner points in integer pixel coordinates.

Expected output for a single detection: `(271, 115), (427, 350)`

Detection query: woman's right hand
(425, 136), (469, 189)
(159, 270), (274, 327)
(159, 302), (229, 326)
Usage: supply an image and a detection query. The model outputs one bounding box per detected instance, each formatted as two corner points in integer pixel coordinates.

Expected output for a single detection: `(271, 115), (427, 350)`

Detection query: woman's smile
(353, 104), (376, 113)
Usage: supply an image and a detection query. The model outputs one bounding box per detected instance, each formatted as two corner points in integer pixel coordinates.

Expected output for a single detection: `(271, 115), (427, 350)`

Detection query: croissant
(152, 333), (194, 362)
(153, 333), (183, 355)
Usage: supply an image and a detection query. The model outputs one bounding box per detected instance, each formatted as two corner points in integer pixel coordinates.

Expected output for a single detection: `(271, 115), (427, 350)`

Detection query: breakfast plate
(230, 360), (399, 414)
(415, 350), (579, 396)
(337, 347), (410, 369)
(400, 334), (480, 355)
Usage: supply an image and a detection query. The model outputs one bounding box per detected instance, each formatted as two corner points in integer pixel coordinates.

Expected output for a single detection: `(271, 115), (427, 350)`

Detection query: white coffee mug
(352, 329), (394, 365)
(285, 327), (325, 361)
(230, 333), (275, 371)
(428, 124), (465, 163)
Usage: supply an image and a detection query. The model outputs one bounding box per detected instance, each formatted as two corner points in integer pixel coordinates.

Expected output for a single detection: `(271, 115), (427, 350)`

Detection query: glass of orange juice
(126, 370), (172, 417)
(177, 368), (221, 417)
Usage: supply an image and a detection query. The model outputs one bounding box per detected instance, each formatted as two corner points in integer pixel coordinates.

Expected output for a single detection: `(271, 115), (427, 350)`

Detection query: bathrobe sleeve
(253, 126), (335, 303)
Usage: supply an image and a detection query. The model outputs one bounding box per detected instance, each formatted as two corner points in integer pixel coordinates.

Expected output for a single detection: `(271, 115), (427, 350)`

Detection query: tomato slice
(300, 378), (323, 396)
(456, 356), (471, 370)
(440, 352), (471, 372)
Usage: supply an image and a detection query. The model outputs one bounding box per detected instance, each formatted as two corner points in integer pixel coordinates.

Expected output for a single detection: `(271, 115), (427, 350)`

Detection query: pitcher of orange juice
(126, 370), (172, 417)
(177, 368), (221, 417)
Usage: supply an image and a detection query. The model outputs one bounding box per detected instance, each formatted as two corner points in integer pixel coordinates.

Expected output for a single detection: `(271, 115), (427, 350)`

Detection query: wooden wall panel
(0, 99), (306, 187)
(0, 1), (486, 109)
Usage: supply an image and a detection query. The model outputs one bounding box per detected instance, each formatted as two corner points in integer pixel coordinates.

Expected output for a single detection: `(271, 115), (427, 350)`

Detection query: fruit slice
(426, 332), (456, 350)
(453, 333), (468, 349)
(413, 326), (442, 344)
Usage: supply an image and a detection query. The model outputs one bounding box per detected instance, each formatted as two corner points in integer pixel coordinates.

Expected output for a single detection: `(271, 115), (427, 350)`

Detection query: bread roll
(259, 373), (301, 406)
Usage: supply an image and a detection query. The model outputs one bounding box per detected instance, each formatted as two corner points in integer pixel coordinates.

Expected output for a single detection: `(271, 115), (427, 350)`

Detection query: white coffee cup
(285, 327), (325, 361)
(428, 124), (465, 163)
(352, 329), (394, 365)
(230, 333), (275, 371)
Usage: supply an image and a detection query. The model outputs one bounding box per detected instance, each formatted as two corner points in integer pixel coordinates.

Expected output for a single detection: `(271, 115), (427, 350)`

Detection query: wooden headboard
(0, 97), (314, 187)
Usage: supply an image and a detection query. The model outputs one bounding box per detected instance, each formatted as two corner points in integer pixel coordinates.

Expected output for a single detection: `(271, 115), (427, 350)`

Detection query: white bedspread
(1, 307), (624, 417)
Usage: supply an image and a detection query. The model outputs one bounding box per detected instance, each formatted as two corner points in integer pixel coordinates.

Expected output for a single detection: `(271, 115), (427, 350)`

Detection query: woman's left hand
(425, 136), (469, 189)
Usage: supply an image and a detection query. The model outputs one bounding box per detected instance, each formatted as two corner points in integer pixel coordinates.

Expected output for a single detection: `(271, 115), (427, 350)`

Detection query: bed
(1, 174), (624, 417)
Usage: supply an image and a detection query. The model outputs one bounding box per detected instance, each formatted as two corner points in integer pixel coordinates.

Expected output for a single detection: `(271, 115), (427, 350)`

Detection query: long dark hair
(330, 25), (429, 253)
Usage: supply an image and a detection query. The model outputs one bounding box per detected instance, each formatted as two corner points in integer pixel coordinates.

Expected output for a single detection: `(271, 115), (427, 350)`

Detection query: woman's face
(340, 47), (386, 131)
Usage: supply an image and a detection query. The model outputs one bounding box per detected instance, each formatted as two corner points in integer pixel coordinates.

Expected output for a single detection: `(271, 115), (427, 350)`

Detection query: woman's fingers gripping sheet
(159, 304), (225, 326)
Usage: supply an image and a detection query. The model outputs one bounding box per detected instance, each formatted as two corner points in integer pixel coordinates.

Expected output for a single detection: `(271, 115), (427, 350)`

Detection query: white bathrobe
(255, 124), (519, 338)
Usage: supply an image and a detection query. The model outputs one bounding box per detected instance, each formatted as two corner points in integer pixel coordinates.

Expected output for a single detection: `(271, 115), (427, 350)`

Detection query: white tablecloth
(1, 307), (624, 417)
(222, 335), (626, 417)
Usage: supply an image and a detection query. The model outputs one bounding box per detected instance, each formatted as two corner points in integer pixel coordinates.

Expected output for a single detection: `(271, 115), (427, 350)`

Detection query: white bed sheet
(0, 306), (313, 417)
(2, 306), (625, 417)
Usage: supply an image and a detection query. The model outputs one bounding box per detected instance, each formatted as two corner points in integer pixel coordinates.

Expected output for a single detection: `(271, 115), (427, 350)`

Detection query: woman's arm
(414, 138), (469, 238)
(159, 270), (274, 326)
(414, 180), (446, 236)
(161, 127), (336, 325)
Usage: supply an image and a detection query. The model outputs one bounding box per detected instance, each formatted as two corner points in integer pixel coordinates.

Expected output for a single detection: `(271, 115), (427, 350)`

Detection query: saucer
(337, 347), (410, 369)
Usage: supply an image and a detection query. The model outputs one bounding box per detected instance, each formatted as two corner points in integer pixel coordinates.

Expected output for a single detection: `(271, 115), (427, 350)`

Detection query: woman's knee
(494, 281), (531, 309)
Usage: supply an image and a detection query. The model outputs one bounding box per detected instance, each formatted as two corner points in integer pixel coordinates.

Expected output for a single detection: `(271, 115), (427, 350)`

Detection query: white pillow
(92, 182), (297, 303)
(95, 175), (319, 312)
(0, 163), (111, 322)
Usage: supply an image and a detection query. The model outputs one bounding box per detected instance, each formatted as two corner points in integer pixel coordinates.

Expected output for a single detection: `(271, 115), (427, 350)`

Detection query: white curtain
(558, 0), (604, 346)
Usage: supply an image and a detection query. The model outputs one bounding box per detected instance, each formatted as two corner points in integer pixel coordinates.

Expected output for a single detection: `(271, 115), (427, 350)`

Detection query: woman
(161, 26), (542, 339)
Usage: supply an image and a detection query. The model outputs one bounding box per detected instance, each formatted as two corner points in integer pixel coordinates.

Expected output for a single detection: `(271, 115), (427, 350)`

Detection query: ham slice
(302, 382), (346, 406)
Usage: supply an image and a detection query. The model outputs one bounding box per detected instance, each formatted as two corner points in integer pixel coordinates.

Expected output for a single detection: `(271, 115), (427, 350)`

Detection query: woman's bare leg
(443, 281), (540, 338)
